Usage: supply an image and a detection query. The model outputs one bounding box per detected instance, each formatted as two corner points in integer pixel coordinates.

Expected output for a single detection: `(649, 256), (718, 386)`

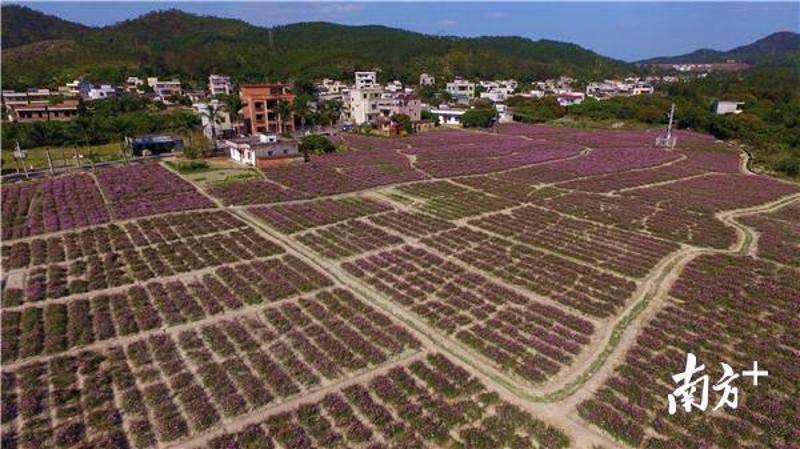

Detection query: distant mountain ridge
(2, 5), (91, 49)
(639, 31), (800, 64)
(1, 5), (631, 88)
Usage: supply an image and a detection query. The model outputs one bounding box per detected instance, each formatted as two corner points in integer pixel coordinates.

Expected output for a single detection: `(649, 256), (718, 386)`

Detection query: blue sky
(12, 2), (800, 61)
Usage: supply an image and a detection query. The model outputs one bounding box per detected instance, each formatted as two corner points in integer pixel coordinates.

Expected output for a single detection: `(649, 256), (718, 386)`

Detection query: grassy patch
(2, 143), (121, 172)
(164, 159), (211, 174)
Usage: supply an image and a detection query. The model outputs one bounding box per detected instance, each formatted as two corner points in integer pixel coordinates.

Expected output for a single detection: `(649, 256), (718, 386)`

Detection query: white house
(148, 78), (183, 101)
(355, 71), (378, 89)
(419, 73), (435, 86)
(85, 84), (117, 101)
(349, 86), (383, 124)
(446, 77), (476, 101)
(712, 100), (744, 115)
(224, 134), (300, 167)
(126, 77), (144, 93)
(557, 93), (585, 107)
(208, 74), (232, 96)
(430, 108), (466, 126)
(192, 99), (234, 140)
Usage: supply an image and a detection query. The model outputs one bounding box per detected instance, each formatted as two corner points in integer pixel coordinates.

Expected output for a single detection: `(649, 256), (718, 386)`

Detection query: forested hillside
(1, 6), (631, 88)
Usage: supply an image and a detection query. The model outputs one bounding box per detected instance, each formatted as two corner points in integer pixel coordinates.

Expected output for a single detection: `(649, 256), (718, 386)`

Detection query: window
(255, 101), (264, 110)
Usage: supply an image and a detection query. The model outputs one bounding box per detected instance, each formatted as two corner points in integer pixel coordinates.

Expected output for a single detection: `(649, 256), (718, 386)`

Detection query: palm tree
(197, 101), (229, 149)
(293, 94), (312, 136)
(277, 99), (292, 135)
(323, 99), (343, 128)
(218, 94), (245, 130)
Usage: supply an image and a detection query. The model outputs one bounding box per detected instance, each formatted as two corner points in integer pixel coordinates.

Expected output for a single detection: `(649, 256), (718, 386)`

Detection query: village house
(84, 83), (118, 101)
(377, 94), (422, 122)
(712, 100), (744, 115)
(446, 77), (476, 102)
(557, 93), (585, 107)
(349, 86), (383, 124)
(419, 73), (435, 86)
(208, 74), (232, 96)
(126, 77), (145, 93)
(355, 71), (378, 89)
(192, 99), (235, 140)
(10, 101), (80, 123)
(148, 78), (183, 101)
(239, 84), (296, 135)
(430, 107), (466, 126)
(223, 133), (301, 168)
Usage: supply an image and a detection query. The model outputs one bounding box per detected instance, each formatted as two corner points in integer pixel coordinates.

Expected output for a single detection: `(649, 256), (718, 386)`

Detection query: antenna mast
(656, 103), (677, 148)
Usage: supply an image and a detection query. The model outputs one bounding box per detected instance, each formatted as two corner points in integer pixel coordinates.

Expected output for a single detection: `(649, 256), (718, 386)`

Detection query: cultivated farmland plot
(2, 124), (798, 449)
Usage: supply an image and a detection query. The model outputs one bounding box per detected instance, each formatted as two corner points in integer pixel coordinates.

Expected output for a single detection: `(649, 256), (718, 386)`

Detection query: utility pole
(45, 146), (55, 175)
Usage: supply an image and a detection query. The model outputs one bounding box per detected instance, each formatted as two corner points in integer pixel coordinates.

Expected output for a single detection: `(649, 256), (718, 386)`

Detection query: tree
(299, 134), (335, 156)
(462, 108), (496, 128)
(391, 114), (413, 134)
(277, 99), (293, 135)
(293, 94), (313, 135)
(197, 102), (229, 148)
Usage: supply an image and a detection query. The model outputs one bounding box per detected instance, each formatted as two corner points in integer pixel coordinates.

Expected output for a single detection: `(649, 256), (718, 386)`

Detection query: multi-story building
(11, 101), (80, 123)
(355, 71), (378, 89)
(239, 84), (295, 135)
(148, 78), (183, 101)
(126, 77), (144, 93)
(316, 79), (348, 102)
(419, 73), (435, 86)
(208, 74), (232, 96)
(377, 94), (422, 122)
(446, 77), (476, 102)
(192, 99), (234, 140)
(1, 90), (30, 107)
(348, 86), (382, 124)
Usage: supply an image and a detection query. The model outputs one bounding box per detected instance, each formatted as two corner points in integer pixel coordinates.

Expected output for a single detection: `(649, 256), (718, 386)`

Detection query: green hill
(639, 31), (800, 66)
(1, 7), (632, 88)
(1, 5), (91, 49)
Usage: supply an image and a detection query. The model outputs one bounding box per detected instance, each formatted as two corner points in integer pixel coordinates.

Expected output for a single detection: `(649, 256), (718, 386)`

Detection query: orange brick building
(239, 84), (295, 135)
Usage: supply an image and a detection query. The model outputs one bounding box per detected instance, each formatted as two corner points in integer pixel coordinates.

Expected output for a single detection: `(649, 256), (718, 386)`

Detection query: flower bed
(2, 174), (111, 240)
(471, 205), (680, 278)
(95, 162), (214, 219)
(263, 150), (426, 196)
(2, 211), (247, 270)
(367, 210), (454, 238)
(298, 220), (404, 259)
(343, 245), (594, 383)
(203, 353), (570, 449)
(501, 146), (681, 185)
(396, 181), (516, 220)
(421, 228), (637, 318)
(249, 196), (391, 234)
(578, 254), (799, 448)
(0, 254), (335, 363)
(2, 288), (422, 448)
(739, 202), (800, 268)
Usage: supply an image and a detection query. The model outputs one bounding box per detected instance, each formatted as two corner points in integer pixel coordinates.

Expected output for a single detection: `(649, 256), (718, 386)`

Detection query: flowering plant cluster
(503, 146), (681, 184)
(249, 196), (391, 234)
(2, 174), (110, 240)
(2, 287), (423, 449)
(579, 254), (798, 448)
(396, 181), (516, 220)
(1, 253), (336, 364)
(2, 211), (246, 270)
(422, 227), (636, 318)
(560, 163), (706, 193)
(263, 149), (426, 197)
(739, 202), (800, 268)
(95, 163), (213, 219)
(367, 210), (454, 238)
(343, 245), (594, 384)
(298, 220), (404, 259)
(471, 205), (680, 278)
(205, 353), (569, 449)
